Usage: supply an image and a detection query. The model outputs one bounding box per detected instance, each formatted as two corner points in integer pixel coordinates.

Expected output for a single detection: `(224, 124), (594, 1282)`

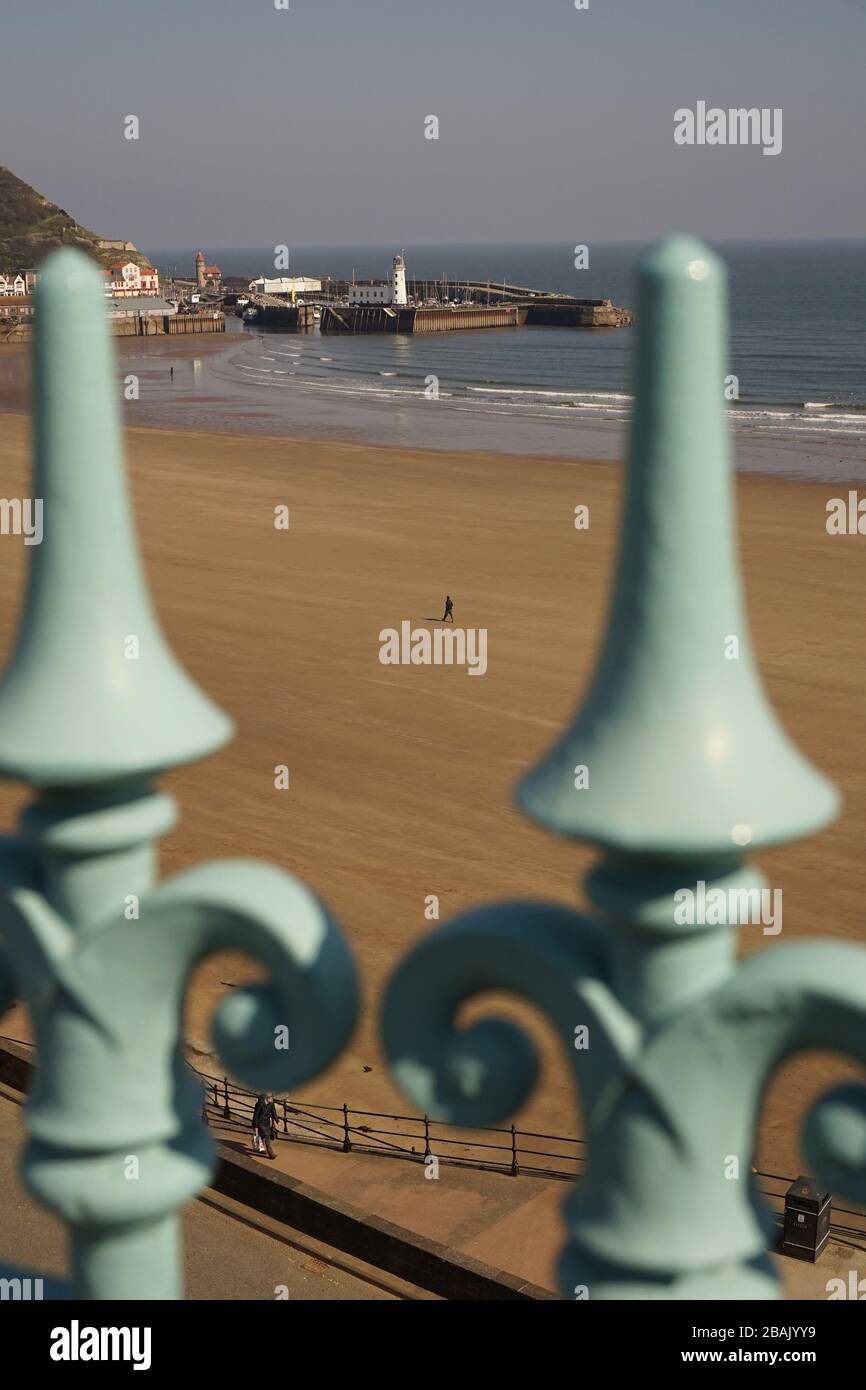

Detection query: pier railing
(0, 239), (864, 1301)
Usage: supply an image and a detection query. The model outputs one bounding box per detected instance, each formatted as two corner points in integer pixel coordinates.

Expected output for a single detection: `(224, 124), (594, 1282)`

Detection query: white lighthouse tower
(392, 253), (408, 307)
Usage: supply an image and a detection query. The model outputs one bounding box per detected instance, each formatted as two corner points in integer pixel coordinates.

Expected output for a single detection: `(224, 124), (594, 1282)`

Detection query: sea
(138, 240), (866, 478)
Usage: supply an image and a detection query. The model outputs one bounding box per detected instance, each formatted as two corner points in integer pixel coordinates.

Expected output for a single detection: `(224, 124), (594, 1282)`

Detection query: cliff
(0, 166), (152, 271)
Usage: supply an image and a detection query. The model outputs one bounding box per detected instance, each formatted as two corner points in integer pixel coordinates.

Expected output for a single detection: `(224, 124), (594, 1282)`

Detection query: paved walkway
(2, 1038), (862, 1302)
(210, 1112), (865, 1301)
(0, 1084), (411, 1300)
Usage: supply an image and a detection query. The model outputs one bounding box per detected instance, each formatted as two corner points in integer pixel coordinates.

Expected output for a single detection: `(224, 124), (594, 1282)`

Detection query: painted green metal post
(381, 236), (866, 1299)
(0, 249), (358, 1299)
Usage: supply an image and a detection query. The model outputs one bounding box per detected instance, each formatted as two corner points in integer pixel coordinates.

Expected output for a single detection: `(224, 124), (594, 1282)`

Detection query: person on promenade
(441, 595), (454, 623)
(252, 1093), (277, 1159)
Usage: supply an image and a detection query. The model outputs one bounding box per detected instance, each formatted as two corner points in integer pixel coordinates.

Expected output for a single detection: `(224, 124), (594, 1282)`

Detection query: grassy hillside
(0, 166), (151, 271)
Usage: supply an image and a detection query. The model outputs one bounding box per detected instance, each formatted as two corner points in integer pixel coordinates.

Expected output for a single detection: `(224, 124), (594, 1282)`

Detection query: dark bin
(780, 1175), (831, 1262)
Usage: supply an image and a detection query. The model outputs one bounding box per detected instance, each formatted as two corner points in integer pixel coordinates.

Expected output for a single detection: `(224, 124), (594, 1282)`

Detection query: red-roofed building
(104, 261), (159, 298)
(195, 250), (221, 290)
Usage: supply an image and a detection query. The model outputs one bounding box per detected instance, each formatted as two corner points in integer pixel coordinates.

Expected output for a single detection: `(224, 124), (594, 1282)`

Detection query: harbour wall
(317, 303), (526, 335)
(2, 314), (226, 342)
(112, 314), (226, 337)
(524, 301), (634, 328)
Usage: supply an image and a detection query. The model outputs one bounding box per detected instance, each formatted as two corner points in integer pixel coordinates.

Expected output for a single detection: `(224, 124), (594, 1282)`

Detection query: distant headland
(0, 165), (153, 273)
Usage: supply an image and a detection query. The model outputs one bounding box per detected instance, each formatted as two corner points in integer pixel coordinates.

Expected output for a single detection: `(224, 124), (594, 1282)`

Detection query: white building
(348, 254), (408, 308)
(249, 276), (322, 297)
(104, 261), (160, 298)
(0, 270), (35, 296)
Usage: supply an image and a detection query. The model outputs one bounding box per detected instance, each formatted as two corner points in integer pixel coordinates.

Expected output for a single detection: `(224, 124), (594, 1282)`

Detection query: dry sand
(0, 408), (864, 1192)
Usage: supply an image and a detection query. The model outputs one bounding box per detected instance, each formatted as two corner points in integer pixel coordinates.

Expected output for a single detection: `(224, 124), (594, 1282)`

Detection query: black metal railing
(193, 1061), (584, 1179)
(192, 1060), (866, 1245)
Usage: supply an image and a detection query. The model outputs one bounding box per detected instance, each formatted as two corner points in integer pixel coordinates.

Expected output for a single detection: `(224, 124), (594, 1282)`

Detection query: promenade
(0, 1082), (415, 1301)
(1, 1061), (858, 1300)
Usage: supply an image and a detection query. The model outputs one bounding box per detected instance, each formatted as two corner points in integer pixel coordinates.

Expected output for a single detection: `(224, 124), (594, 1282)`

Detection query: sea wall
(2, 314), (226, 341)
(525, 300), (635, 327)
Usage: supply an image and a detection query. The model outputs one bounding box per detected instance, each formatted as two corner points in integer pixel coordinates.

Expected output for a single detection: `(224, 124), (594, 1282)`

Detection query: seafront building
(248, 274), (323, 297)
(196, 249), (222, 289)
(348, 253), (408, 306)
(0, 269), (36, 325)
(103, 260), (160, 298)
(0, 295), (34, 325)
(104, 294), (176, 322)
(0, 269), (35, 295)
(2, 263), (160, 302)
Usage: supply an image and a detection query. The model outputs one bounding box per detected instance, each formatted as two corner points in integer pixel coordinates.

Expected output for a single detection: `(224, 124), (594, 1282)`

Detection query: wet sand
(0, 410), (864, 1185)
(0, 335), (230, 414)
(2, 335), (865, 482)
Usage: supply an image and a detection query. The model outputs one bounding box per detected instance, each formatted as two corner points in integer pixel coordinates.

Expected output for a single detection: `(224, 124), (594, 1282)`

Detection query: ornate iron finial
(519, 235), (838, 855)
(381, 236), (866, 1299)
(0, 250), (358, 1299)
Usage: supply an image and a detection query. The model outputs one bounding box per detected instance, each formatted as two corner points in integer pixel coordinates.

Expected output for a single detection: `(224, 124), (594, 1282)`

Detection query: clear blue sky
(3, 0), (863, 246)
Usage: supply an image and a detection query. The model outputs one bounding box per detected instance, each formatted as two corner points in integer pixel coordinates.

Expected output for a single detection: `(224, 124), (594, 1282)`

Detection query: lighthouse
(195, 250), (206, 289)
(392, 253), (408, 307)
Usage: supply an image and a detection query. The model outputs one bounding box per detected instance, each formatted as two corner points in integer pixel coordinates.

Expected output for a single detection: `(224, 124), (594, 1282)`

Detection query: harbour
(254, 299), (528, 334)
(221, 253), (634, 335)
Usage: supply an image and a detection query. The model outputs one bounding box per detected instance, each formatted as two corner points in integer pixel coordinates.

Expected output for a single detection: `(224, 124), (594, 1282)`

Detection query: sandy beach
(1, 398), (865, 1191)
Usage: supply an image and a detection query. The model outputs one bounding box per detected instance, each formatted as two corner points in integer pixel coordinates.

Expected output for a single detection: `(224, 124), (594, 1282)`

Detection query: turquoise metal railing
(381, 236), (866, 1300)
(0, 249), (358, 1299)
(2, 238), (865, 1302)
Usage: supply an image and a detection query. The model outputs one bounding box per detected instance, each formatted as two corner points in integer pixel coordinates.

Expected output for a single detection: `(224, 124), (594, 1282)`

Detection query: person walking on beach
(170, 366), (174, 380)
(252, 1093), (277, 1160)
(441, 595), (454, 623)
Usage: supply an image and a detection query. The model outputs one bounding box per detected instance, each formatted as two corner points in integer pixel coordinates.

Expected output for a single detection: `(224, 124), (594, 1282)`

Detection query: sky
(2, 0), (864, 248)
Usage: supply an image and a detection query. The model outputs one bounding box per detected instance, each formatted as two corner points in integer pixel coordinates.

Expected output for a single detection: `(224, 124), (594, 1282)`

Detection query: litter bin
(780, 1175), (831, 1262)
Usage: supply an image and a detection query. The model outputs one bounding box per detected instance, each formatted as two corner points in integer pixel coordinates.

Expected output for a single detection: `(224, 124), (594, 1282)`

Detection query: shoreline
(1, 335), (865, 483)
(0, 401), (852, 490)
(0, 399), (862, 491)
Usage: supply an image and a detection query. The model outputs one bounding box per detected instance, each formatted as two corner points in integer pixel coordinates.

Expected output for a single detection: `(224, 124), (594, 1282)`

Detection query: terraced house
(0, 269), (35, 295)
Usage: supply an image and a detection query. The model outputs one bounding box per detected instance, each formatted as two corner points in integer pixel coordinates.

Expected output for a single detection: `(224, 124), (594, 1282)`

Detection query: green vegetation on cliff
(0, 166), (151, 271)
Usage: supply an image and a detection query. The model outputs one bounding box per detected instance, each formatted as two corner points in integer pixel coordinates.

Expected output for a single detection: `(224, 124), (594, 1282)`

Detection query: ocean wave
(466, 386), (633, 402)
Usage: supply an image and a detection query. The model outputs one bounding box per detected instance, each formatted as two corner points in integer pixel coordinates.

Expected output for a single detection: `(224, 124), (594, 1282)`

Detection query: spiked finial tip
(0, 248), (233, 787)
(517, 235), (839, 855)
